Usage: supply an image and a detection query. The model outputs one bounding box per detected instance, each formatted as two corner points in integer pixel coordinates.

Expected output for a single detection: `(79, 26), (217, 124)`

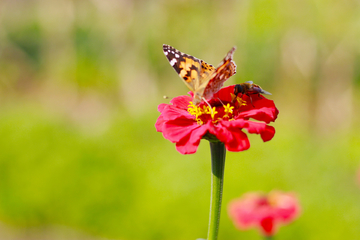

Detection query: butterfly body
(163, 44), (236, 105)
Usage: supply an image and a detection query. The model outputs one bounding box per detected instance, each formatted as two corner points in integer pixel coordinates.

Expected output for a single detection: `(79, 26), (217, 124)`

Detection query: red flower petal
(270, 191), (301, 223)
(237, 107), (278, 124)
(175, 124), (209, 154)
(161, 104), (193, 121)
(162, 118), (199, 143)
(157, 103), (167, 113)
(217, 124), (250, 152)
(170, 95), (192, 109)
(155, 114), (165, 132)
(175, 133), (196, 154)
(259, 216), (276, 236)
(236, 97), (278, 123)
(243, 120), (276, 142)
(228, 193), (264, 228)
(212, 85), (234, 102)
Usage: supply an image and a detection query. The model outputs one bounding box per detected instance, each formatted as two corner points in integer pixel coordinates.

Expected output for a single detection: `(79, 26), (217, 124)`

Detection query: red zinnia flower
(155, 85), (279, 154)
(228, 191), (301, 237)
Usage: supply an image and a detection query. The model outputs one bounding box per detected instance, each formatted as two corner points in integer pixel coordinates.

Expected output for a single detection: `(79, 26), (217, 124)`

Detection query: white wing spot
(164, 51), (168, 55)
(175, 53), (179, 58)
(170, 58), (177, 66)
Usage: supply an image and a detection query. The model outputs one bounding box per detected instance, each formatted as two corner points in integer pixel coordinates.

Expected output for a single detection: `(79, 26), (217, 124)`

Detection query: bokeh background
(1, 0), (360, 239)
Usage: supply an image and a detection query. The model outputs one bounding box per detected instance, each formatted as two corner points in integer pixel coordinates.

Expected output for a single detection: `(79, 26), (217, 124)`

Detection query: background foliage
(1, 0), (360, 239)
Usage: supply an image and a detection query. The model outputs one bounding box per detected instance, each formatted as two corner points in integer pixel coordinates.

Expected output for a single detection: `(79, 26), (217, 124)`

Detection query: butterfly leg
(217, 97), (225, 106)
(202, 97), (214, 116)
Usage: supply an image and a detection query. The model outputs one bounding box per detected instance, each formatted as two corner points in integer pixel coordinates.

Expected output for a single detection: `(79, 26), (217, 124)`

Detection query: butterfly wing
(163, 44), (216, 104)
(203, 47), (237, 100)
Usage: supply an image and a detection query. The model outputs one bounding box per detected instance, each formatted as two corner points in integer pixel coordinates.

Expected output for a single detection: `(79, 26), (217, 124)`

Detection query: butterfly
(163, 44), (237, 105)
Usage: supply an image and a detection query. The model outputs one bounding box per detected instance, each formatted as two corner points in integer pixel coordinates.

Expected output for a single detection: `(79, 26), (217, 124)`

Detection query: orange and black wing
(203, 47), (237, 100)
(163, 44), (216, 104)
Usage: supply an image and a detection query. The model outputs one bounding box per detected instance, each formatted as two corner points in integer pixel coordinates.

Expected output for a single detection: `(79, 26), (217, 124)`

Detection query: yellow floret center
(188, 102), (235, 125)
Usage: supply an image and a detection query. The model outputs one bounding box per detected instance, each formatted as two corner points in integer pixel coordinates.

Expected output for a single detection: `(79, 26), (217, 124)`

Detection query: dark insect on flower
(232, 81), (272, 105)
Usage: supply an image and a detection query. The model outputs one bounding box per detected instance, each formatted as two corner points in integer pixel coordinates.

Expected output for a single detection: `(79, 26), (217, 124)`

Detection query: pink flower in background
(228, 190), (301, 237)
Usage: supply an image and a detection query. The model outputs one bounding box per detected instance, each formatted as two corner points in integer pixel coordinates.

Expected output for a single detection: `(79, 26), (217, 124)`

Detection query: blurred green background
(1, 0), (360, 239)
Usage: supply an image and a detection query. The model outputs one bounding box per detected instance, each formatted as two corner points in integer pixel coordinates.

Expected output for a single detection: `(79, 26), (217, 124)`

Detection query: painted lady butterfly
(163, 44), (237, 105)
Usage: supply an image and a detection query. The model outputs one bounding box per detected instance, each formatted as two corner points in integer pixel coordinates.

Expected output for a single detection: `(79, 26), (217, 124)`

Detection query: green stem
(207, 141), (226, 240)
